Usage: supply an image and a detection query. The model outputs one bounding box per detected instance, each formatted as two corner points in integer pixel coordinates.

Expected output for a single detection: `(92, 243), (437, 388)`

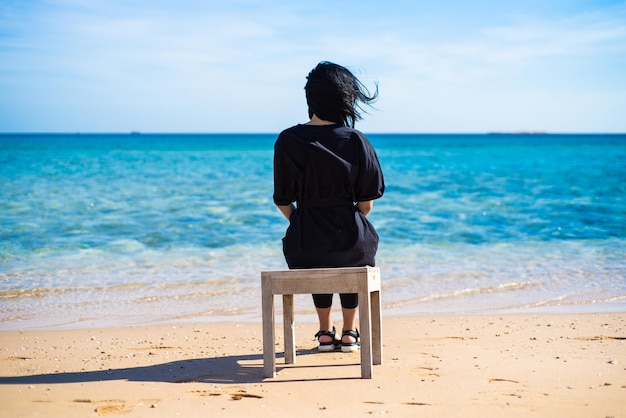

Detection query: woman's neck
(306, 114), (336, 126)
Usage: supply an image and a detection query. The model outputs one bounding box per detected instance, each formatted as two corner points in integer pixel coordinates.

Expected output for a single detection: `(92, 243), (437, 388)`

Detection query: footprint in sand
(230, 390), (263, 400)
(72, 399), (128, 415)
(94, 404), (126, 415)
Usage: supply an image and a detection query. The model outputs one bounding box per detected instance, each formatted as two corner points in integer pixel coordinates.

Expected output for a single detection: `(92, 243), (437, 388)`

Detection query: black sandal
(315, 326), (339, 352)
(341, 328), (360, 352)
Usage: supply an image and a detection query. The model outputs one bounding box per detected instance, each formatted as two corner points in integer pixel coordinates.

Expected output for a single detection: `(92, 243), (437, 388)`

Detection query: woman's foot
(341, 328), (360, 352)
(315, 326), (339, 352)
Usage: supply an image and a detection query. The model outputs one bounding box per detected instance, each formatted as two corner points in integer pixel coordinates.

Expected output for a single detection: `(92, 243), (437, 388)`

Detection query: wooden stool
(261, 266), (382, 379)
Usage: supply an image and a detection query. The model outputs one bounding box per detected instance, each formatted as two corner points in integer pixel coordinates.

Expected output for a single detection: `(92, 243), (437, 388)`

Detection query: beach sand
(1, 313), (625, 417)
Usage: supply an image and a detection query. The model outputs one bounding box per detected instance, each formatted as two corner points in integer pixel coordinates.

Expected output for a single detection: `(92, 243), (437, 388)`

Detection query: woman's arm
(278, 201), (372, 218)
(276, 203), (295, 220)
(356, 200), (373, 216)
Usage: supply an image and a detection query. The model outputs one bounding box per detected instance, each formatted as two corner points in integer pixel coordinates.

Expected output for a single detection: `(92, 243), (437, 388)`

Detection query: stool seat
(261, 266), (382, 379)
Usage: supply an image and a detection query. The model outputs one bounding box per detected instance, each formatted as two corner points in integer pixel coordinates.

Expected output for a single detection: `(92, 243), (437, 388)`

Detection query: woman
(273, 61), (385, 352)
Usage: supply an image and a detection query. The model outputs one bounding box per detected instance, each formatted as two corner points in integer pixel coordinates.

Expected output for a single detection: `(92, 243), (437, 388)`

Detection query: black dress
(273, 124), (385, 269)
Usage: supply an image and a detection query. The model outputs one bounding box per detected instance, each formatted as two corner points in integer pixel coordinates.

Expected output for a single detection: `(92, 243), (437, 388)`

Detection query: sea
(1, 133), (625, 330)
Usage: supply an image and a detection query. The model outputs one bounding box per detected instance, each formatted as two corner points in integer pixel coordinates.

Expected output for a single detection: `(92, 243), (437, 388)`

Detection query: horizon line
(1, 131), (625, 136)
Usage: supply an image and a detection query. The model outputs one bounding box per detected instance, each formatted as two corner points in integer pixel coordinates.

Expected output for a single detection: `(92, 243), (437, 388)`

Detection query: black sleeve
(273, 133), (300, 205)
(354, 134), (385, 201)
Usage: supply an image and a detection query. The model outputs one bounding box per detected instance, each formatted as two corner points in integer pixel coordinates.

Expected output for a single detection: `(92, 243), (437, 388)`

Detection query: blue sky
(1, 0), (625, 133)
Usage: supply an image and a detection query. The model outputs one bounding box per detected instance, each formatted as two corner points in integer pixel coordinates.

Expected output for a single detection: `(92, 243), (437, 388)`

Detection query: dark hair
(305, 61), (378, 128)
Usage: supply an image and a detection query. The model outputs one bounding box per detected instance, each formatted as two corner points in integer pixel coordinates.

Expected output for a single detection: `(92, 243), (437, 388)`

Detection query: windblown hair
(305, 61), (378, 128)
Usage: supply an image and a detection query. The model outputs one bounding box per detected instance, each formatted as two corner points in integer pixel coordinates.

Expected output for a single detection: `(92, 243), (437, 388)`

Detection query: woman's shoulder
(276, 124), (308, 140)
(337, 127), (374, 148)
(274, 125), (310, 151)
(332, 125), (366, 138)
(276, 124), (369, 144)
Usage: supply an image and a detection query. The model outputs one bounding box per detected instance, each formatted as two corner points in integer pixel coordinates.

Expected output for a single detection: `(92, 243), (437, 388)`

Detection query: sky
(1, 0), (625, 133)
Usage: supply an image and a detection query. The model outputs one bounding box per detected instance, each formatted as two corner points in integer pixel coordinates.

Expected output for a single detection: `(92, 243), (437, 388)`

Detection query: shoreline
(2, 296), (625, 332)
(1, 312), (624, 417)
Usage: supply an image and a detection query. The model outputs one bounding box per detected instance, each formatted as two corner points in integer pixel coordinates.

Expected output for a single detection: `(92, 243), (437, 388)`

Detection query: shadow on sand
(0, 348), (361, 385)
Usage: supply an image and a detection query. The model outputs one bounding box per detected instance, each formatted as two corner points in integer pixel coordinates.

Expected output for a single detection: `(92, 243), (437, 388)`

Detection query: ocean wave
(384, 281), (542, 308)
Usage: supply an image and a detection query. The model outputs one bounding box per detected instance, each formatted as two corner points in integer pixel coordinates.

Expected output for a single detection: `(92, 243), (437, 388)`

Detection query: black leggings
(313, 293), (358, 309)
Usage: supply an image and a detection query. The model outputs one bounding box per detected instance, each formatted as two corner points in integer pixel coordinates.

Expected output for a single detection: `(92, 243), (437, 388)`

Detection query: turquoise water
(1, 133), (625, 329)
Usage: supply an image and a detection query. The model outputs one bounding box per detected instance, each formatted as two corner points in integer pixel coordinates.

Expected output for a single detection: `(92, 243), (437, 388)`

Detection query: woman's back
(273, 123), (384, 268)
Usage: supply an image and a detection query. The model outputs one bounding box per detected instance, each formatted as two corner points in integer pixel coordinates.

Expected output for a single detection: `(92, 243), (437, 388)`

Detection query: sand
(1, 313), (625, 417)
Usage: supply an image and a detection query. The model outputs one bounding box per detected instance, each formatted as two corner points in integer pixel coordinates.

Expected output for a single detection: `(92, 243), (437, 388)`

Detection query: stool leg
(283, 294), (296, 364)
(371, 290), (382, 365)
(358, 287), (373, 379)
(262, 277), (276, 378)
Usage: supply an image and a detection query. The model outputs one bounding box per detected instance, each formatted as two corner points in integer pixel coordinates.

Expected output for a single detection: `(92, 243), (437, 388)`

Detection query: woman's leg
(313, 294), (334, 343)
(315, 307), (333, 342)
(339, 293), (359, 344)
(341, 307), (358, 343)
